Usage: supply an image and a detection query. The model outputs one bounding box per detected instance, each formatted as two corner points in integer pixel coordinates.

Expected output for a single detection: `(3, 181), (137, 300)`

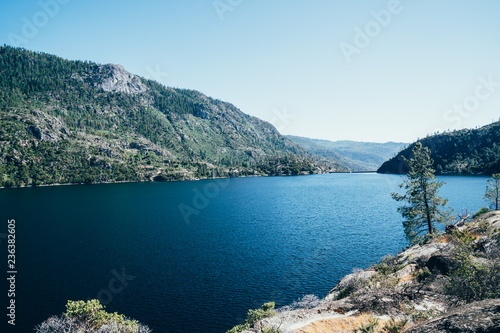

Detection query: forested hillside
(287, 135), (406, 171)
(378, 121), (500, 174)
(0, 46), (345, 187)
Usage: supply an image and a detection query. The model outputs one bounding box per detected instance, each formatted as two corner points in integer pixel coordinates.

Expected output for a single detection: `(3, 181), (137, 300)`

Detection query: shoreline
(0, 170), (487, 190)
(0, 171), (323, 190)
(250, 211), (500, 332)
(0, 170), (384, 190)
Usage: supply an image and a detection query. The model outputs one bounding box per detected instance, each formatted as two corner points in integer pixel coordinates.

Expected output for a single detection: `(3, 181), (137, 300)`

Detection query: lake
(0, 173), (491, 332)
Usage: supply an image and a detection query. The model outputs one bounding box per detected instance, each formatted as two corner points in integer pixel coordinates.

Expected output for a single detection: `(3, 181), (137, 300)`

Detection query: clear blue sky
(1, 0), (499, 143)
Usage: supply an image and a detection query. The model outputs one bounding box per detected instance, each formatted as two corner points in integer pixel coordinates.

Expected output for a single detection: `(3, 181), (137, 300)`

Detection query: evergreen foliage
(445, 230), (500, 303)
(226, 302), (276, 333)
(391, 143), (452, 245)
(378, 122), (500, 175)
(35, 299), (151, 333)
(0, 46), (330, 187)
(484, 173), (500, 210)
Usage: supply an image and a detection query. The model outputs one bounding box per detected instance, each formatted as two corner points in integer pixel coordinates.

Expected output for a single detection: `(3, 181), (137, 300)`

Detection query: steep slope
(287, 135), (406, 171)
(378, 121), (500, 175)
(0, 46), (346, 187)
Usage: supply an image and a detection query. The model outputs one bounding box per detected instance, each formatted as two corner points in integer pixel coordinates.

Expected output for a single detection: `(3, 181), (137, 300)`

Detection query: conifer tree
(392, 142), (451, 245)
(484, 173), (500, 210)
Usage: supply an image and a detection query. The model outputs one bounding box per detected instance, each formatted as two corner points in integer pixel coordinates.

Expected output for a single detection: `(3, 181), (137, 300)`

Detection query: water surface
(0, 173), (489, 332)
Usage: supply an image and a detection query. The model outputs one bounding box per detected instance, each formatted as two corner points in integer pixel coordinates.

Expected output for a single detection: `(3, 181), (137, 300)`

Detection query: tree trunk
(496, 181), (499, 210)
(423, 187), (432, 234)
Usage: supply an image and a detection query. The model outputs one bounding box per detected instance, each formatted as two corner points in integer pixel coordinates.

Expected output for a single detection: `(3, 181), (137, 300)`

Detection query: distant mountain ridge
(378, 121), (500, 175)
(287, 135), (406, 171)
(0, 46), (348, 187)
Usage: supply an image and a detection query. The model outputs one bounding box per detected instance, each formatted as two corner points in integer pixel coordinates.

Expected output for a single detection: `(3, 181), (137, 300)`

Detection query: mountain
(378, 121), (500, 175)
(0, 46), (347, 187)
(287, 135), (406, 171)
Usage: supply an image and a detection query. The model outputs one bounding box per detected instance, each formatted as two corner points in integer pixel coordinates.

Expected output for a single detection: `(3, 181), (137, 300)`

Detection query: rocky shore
(243, 211), (500, 332)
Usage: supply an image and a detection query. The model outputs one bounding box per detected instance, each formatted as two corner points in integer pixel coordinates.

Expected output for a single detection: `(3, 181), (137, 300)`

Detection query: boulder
(446, 224), (458, 233)
(425, 253), (459, 275)
(404, 298), (500, 332)
(325, 269), (376, 301)
(395, 243), (449, 267)
(28, 125), (59, 142)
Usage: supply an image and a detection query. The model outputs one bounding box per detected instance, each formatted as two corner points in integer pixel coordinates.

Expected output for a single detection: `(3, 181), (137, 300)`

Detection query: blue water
(0, 174), (490, 332)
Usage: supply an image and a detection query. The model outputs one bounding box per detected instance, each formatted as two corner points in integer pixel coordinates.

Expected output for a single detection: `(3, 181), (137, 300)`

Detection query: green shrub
(476, 220), (491, 233)
(355, 316), (379, 333)
(245, 302), (276, 326)
(452, 229), (475, 247)
(413, 267), (432, 283)
(35, 300), (150, 333)
(444, 234), (500, 303)
(381, 316), (408, 333)
(373, 255), (404, 276)
(226, 302), (277, 333)
(445, 245), (500, 302)
(472, 207), (490, 219)
(64, 299), (139, 332)
(334, 277), (369, 300)
(335, 285), (356, 300)
(226, 324), (249, 333)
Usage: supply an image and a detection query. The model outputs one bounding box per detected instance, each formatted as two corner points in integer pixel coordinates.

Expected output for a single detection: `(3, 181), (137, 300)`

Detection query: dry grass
(296, 314), (391, 333)
(434, 234), (451, 243)
(398, 273), (415, 284)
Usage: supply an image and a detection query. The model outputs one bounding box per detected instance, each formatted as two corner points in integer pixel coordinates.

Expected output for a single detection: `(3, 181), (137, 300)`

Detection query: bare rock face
(425, 252), (460, 275)
(99, 64), (148, 95)
(28, 125), (57, 142)
(404, 299), (500, 333)
(27, 110), (69, 142)
(324, 269), (377, 301)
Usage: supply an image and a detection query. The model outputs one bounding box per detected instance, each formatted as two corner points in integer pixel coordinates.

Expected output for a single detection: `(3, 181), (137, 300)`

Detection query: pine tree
(484, 173), (500, 210)
(392, 142), (451, 245)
